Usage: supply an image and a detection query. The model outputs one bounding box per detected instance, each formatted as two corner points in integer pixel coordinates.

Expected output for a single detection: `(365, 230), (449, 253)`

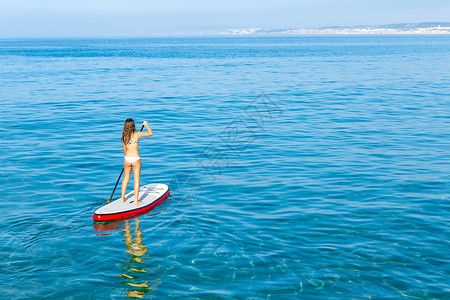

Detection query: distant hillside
(178, 22), (450, 36)
(201, 22), (450, 35)
(323, 22), (450, 30)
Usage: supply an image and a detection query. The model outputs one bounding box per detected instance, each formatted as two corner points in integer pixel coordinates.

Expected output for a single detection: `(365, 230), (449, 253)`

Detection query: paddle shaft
(107, 124), (145, 203)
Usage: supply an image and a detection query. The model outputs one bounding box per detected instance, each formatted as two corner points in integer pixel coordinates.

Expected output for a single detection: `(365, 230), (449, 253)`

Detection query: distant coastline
(2, 22), (449, 39)
(176, 22), (450, 36)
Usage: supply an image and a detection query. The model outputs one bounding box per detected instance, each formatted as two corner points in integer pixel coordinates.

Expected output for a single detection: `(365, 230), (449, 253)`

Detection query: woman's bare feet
(121, 197), (127, 203)
(135, 200), (143, 206)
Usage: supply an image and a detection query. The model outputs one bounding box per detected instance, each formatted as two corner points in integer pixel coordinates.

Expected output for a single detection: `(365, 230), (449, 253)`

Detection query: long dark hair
(121, 119), (136, 144)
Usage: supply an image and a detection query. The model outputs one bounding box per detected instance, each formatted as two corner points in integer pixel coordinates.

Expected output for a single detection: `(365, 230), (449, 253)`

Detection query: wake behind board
(93, 183), (170, 222)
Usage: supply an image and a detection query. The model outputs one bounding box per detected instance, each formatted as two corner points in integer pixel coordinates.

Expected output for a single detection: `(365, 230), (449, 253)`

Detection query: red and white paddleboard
(93, 183), (170, 222)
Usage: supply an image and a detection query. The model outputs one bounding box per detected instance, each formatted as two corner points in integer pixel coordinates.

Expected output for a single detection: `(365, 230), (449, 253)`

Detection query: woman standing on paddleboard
(121, 119), (153, 205)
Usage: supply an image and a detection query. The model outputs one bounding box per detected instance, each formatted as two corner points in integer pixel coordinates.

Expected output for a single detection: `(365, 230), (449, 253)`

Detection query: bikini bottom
(125, 156), (141, 163)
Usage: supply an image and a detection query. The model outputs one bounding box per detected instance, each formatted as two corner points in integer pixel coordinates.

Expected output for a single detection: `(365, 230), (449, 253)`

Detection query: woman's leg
(121, 159), (132, 202)
(132, 159), (142, 205)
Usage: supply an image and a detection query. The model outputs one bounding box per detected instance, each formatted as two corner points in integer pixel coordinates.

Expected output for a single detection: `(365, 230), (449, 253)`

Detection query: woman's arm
(139, 121), (153, 137)
(122, 142), (127, 154)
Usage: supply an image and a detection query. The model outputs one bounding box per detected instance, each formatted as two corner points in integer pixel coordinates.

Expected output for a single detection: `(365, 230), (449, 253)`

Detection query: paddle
(107, 124), (145, 203)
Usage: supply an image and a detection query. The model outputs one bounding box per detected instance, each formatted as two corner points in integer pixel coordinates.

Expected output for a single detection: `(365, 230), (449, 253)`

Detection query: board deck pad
(93, 183), (170, 222)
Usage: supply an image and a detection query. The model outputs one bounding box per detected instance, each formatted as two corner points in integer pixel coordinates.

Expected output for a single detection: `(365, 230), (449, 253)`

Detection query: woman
(121, 119), (153, 205)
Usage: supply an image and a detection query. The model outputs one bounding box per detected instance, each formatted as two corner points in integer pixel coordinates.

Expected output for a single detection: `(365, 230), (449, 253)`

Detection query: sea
(0, 36), (449, 299)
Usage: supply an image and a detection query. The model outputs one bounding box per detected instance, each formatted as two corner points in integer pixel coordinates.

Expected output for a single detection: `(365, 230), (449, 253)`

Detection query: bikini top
(125, 141), (139, 145)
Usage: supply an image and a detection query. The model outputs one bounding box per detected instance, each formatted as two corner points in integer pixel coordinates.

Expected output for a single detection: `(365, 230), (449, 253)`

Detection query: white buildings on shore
(179, 24), (450, 36)
(283, 26), (450, 35)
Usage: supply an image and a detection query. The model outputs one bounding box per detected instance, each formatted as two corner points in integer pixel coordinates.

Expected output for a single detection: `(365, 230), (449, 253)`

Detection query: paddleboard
(93, 183), (170, 222)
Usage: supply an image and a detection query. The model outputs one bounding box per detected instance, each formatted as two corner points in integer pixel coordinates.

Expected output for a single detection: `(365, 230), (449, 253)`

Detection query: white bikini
(125, 156), (140, 163)
(124, 141), (141, 163)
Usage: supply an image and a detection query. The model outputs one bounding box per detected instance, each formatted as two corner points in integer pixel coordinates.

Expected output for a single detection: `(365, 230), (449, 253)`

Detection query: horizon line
(1, 21), (450, 39)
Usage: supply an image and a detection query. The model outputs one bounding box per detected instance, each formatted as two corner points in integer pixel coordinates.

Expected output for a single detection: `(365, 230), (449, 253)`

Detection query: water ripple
(1, 36), (449, 299)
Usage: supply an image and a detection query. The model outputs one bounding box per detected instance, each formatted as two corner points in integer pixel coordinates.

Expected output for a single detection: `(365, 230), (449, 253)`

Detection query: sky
(0, 0), (449, 37)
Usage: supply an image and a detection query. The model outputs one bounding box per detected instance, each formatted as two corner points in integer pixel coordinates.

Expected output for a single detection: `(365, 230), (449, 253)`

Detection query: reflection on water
(118, 218), (162, 298)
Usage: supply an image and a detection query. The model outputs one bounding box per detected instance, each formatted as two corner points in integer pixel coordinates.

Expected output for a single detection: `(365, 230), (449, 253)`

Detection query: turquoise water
(0, 36), (449, 299)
